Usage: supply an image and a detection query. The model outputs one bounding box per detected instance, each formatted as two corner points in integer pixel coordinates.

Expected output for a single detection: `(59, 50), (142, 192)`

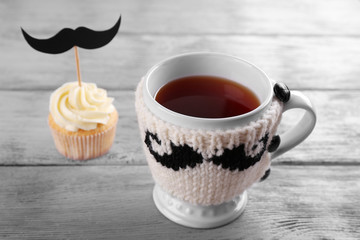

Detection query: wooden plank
(2, 35), (360, 91)
(0, 165), (359, 239)
(2, 0), (360, 36)
(0, 90), (359, 165)
(0, 90), (142, 165)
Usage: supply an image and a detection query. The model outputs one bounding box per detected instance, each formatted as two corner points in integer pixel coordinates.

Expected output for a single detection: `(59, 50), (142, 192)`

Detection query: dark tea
(155, 75), (260, 118)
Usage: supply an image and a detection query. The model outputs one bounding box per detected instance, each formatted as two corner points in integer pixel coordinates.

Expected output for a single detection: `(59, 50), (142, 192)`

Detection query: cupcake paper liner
(48, 111), (118, 160)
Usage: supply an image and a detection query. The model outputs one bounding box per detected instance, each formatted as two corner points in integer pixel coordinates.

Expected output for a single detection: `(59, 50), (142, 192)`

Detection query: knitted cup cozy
(135, 79), (283, 205)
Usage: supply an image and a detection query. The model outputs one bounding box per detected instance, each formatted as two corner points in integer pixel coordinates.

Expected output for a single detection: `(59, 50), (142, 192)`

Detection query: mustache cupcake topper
(21, 15), (121, 86)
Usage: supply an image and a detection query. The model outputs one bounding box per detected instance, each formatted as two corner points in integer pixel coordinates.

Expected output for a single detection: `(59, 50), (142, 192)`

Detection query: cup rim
(143, 52), (273, 129)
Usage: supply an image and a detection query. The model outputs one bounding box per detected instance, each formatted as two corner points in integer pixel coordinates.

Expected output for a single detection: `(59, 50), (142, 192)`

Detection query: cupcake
(48, 81), (118, 160)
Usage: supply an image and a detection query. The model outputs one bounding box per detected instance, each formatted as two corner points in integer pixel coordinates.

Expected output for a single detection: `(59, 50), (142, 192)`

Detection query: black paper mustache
(21, 15), (121, 54)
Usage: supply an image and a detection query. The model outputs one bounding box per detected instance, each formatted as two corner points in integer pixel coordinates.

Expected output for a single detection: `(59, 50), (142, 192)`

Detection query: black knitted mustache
(21, 15), (121, 54)
(144, 130), (280, 172)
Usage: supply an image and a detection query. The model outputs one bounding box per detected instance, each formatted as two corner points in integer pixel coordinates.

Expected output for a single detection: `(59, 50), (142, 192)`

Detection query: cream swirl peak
(50, 82), (115, 132)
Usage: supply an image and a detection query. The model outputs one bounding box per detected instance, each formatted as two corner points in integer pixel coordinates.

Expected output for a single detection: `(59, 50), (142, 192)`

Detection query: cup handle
(271, 90), (317, 159)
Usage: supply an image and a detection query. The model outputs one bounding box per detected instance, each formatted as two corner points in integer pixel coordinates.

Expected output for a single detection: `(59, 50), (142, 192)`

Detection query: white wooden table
(1, 0), (359, 239)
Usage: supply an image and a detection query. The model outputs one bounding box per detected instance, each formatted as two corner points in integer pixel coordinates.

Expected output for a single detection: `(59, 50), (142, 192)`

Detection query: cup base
(153, 184), (248, 229)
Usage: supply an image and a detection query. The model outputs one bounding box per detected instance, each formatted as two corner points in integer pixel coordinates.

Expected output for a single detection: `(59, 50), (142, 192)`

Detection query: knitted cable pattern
(135, 79), (283, 205)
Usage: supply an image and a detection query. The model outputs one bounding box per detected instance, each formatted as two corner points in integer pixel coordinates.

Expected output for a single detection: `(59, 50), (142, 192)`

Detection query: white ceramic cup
(143, 52), (316, 159)
(141, 52), (316, 228)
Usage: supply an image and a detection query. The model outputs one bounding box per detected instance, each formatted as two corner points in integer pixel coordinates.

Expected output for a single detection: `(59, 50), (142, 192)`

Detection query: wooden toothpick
(74, 46), (82, 87)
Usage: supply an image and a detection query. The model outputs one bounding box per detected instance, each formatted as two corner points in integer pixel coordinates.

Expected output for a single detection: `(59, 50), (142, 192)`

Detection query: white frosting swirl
(50, 82), (115, 132)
